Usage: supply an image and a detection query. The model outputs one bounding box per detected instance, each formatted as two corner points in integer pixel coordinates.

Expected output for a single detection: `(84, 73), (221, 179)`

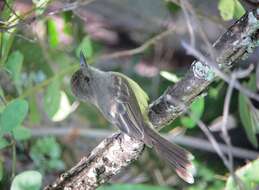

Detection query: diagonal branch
(45, 9), (259, 190)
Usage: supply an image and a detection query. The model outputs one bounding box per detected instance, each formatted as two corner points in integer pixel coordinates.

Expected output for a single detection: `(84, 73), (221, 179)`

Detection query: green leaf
(47, 159), (65, 171)
(165, 1), (181, 13)
(181, 116), (196, 128)
(0, 0), (14, 20)
(11, 170), (42, 190)
(76, 36), (94, 59)
(251, 111), (259, 133)
(0, 160), (3, 181)
(0, 87), (5, 112)
(98, 184), (172, 190)
(28, 96), (41, 124)
(31, 137), (61, 159)
(0, 28), (16, 65)
(225, 158), (259, 190)
(52, 91), (76, 122)
(191, 97), (205, 118)
(5, 51), (24, 93)
(238, 75), (258, 147)
(5, 51), (24, 81)
(218, 0), (235, 20)
(0, 86), (4, 99)
(0, 99), (29, 133)
(181, 97), (205, 128)
(47, 19), (59, 48)
(247, 74), (257, 91)
(238, 93), (258, 147)
(0, 9), (19, 66)
(43, 80), (60, 118)
(160, 71), (180, 83)
(30, 137), (64, 172)
(0, 138), (10, 149)
(13, 127), (31, 141)
(233, 0), (245, 19)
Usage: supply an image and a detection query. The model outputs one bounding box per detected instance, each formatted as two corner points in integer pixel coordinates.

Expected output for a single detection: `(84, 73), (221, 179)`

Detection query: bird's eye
(84, 76), (90, 82)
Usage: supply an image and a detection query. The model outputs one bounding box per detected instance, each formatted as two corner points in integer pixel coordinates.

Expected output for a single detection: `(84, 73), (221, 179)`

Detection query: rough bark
(45, 8), (259, 190)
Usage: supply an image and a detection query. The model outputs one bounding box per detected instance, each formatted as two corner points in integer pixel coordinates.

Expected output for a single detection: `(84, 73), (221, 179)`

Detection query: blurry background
(0, 0), (259, 189)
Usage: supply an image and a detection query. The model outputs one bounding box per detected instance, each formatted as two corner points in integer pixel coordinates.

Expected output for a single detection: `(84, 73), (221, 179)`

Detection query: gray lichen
(248, 12), (258, 26)
(231, 10), (259, 60)
(192, 61), (215, 81)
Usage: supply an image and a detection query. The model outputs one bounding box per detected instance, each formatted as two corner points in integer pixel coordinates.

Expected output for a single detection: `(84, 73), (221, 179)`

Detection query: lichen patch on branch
(192, 61), (215, 81)
(240, 10), (259, 59)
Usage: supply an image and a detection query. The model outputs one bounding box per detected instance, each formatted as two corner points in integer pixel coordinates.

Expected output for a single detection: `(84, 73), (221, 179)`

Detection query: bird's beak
(80, 51), (88, 68)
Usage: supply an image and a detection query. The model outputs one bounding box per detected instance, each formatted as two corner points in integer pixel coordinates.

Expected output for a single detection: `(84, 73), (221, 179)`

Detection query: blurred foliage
(225, 158), (259, 190)
(238, 74), (259, 148)
(0, 99), (30, 148)
(43, 80), (60, 118)
(29, 137), (65, 173)
(11, 170), (42, 190)
(0, 99), (28, 133)
(76, 36), (94, 60)
(164, 1), (181, 13)
(186, 161), (224, 190)
(180, 97), (205, 129)
(0, 0), (258, 189)
(32, 0), (51, 15)
(47, 18), (59, 48)
(218, 0), (245, 20)
(5, 51), (24, 94)
(160, 71), (180, 83)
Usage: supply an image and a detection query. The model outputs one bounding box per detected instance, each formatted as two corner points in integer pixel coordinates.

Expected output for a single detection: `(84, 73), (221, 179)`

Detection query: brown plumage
(71, 52), (195, 183)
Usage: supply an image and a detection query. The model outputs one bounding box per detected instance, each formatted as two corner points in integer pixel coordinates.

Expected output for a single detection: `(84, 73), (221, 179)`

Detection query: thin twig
(19, 28), (174, 99)
(222, 75), (240, 188)
(221, 67), (254, 190)
(3, 0), (23, 21)
(47, 0), (97, 16)
(0, 93), (7, 105)
(30, 127), (259, 160)
(185, 1), (216, 61)
(11, 139), (16, 179)
(180, 0), (196, 48)
(256, 62), (259, 89)
(165, 95), (231, 170)
(222, 65), (254, 163)
(97, 27), (175, 61)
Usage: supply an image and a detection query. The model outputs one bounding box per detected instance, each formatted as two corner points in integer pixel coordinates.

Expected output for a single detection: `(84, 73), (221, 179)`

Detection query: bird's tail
(143, 126), (195, 184)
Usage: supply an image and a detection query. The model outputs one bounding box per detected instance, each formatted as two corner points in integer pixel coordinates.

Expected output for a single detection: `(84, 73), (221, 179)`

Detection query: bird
(70, 51), (195, 183)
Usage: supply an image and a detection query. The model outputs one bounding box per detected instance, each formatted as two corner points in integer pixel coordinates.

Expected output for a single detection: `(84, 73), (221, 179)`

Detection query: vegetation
(0, 0), (258, 189)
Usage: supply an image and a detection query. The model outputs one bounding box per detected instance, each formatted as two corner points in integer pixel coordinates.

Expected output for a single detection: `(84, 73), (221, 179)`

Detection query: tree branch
(45, 9), (259, 190)
(149, 9), (259, 126)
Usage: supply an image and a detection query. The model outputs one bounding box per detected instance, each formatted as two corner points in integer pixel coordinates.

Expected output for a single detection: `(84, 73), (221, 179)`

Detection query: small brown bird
(71, 52), (195, 183)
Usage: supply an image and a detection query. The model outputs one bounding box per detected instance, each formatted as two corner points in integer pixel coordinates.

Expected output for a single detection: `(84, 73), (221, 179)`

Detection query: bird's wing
(109, 75), (148, 141)
(112, 72), (149, 115)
